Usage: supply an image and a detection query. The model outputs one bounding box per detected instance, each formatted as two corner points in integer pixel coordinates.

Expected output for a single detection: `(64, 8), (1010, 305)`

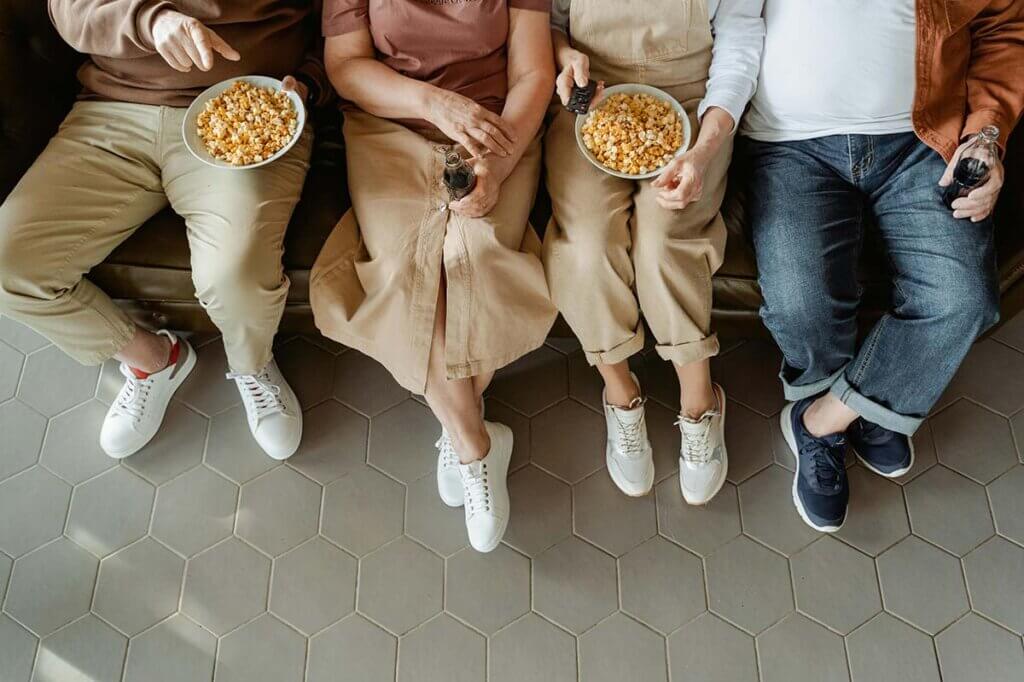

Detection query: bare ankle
(680, 387), (716, 420)
(117, 329), (173, 374)
(802, 395), (857, 438)
(453, 424), (490, 464)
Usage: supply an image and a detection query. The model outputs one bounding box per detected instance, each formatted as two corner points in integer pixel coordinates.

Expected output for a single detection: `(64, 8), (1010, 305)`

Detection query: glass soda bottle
(442, 150), (477, 201)
(943, 126), (1000, 209)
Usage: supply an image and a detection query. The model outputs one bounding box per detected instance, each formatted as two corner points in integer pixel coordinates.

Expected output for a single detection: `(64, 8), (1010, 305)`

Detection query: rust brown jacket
(915, 0), (1024, 161)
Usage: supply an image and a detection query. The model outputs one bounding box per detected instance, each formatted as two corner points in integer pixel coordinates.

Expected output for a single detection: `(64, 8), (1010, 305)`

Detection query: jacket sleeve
(964, 0), (1024, 151)
(48, 0), (176, 58)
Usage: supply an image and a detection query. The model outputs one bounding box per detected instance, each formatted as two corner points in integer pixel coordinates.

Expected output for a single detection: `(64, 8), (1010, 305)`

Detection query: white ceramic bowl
(183, 76), (306, 170)
(575, 83), (692, 180)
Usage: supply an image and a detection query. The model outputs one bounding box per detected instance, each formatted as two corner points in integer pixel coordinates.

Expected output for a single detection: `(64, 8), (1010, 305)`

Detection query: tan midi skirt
(310, 111), (557, 393)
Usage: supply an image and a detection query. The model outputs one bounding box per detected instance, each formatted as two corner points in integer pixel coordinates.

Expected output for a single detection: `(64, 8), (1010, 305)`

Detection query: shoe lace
(462, 462), (492, 518)
(612, 399), (646, 459)
(676, 413), (718, 464)
(436, 433), (458, 470)
(806, 438), (846, 491)
(111, 365), (155, 422)
(226, 368), (285, 420)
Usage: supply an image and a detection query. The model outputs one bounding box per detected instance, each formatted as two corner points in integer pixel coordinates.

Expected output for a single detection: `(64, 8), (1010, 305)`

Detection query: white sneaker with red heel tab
(677, 383), (728, 505)
(227, 358), (303, 460)
(100, 331), (197, 459)
(459, 421), (513, 553)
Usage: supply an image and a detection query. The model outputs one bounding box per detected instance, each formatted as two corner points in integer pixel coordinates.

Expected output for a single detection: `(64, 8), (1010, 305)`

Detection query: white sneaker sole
(607, 454), (655, 497)
(780, 404), (843, 533)
(852, 439), (915, 479)
(680, 385), (728, 506)
(102, 343), (198, 459)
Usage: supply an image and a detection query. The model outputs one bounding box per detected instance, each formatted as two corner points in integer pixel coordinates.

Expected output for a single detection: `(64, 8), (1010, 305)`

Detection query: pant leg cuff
(656, 334), (720, 365)
(782, 365), (846, 402)
(583, 326), (646, 366)
(830, 373), (923, 436)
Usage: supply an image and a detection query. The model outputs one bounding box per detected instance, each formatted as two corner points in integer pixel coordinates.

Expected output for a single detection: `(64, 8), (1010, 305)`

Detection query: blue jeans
(742, 133), (999, 435)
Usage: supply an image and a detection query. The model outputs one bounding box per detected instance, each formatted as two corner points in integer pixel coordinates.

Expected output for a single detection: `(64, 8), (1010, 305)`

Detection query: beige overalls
(310, 112), (557, 393)
(543, 0), (730, 367)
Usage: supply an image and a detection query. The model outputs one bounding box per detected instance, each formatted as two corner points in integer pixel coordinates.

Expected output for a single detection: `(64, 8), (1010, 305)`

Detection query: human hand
(151, 10), (241, 72)
(449, 159), (503, 218)
(281, 75), (309, 103)
(651, 147), (712, 210)
(940, 141), (1005, 222)
(427, 90), (517, 159)
(555, 48), (603, 109)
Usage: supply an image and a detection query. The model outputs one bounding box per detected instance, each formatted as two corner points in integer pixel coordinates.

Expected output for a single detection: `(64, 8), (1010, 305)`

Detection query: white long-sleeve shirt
(551, 0), (765, 129)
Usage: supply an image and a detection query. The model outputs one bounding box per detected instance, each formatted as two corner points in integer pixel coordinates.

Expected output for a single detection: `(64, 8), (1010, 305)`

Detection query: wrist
(555, 45), (581, 70)
(419, 84), (448, 124)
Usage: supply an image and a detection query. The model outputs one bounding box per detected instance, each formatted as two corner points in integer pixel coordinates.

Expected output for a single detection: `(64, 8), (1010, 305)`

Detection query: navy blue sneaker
(780, 398), (849, 532)
(847, 419), (914, 478)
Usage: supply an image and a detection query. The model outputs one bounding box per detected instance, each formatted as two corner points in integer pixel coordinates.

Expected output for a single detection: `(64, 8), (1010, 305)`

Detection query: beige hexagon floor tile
(710, 340), (785, 417)
(532, 537), (617, 635)
(489, 346), (568, 417)
(0, 341), (22, 403)
(904, 466), (994, 556)
(931, 400), (1017, 484)
(939, 339), (1024, 416)
(308, 614), (396, 682)
(175, 342), (240, 417)
(791, 536), (881, 634)
(1012, 411), (1024, 463)
(935, 613), (1024, 682)
(994, 314), (1024, 352)
(876, 536), (969, 635)
(322, 466), (405, 556)
(181, 538), (271, 636)
(66, 467), (154, 558)
(642, 351), (681, 411)
(503, 465), (571, 557)
(488, 613), (577, 682)
(545, 335), (582, 356)
(645, 401), (681, 484)
(668, 613), (758, 682)
(0, 552), (10, 605)
(5, 538), (98, 636)
(0, 466), (71, 557)
(122, 614), (216, 682)
(963, 537), (1024, 634)
(0, 400), (46, 481)
(0, 614), (37, 681)
(620, 536), (705, 634)
(404, 473), (468, 558)
(205, 404), (281, 484)
(274, 337), (334, 408)
(0, 316), (49, 354)
(897, 420), (939, 484)
(333, 350), (409, 417)
(16, 345), (98, 417)
(989, 465), (1024, 545)
(397, 614), (485, 682)
(38, 400), (114, 485)
(270, 537), (357, 636)
(722, 401), (773, 484)
(288, 400), (368, 485)
(367, 399), (438, 484)
(574, 469), (657, 556)
(446, 544), (530, 635)
(151, 465), (238, 557)
(95, 359), (123, 406)
(357, 538), (443, 635)
(121, 402), (208, 486)
(236, 466), (321, 557)
(93, 538), (184, 636)
(579, 613), (668, 682)
(531, 400), (606, 484)
(738, 465), (818, 555)
(757, 614), (850, 682)
(484, 398), (532, 473)
(705, 536), (793, 635)
(215, 614), (306, 682)
(656, 477), (741, 557)
(835, 466), (910, 556)
(33, 614), (126, 682)
(847, 613), (940, 682)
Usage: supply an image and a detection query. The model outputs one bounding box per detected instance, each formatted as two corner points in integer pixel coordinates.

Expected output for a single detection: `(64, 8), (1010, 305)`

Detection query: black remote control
(567, 80), (598, 115)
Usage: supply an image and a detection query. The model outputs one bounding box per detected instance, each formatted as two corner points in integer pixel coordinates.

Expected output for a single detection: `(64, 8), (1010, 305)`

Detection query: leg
(830, 136), (999, 435)
(742, 137), (865, 401)
(0, 102), (168, 367)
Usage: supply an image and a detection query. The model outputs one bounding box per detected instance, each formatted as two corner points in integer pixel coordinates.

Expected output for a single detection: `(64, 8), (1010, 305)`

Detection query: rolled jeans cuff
(780, 364), (846, 402)
(583, 325), (646, 366)
(830, 373), (923, 436)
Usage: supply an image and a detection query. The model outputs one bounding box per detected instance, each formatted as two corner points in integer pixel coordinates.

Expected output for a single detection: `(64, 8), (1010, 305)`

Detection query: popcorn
(197, 81), (298, 166)
(581, 93), (684, 175)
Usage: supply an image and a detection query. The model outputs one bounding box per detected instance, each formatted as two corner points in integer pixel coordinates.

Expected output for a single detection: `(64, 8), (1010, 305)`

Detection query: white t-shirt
(741, 0), (917, 141)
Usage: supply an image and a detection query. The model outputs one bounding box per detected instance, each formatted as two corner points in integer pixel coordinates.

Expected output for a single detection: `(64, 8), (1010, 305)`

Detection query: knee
(0, 229), (44, 304)
(191, 240), (284, 310)
(760, 277), (843, 340)
(911, 276), (999, 337)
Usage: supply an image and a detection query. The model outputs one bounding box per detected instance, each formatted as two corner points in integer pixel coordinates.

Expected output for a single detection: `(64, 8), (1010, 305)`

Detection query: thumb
(207, 28), (241, 61)
(573, 58), (589, 88)
(938, 146), (963, 187)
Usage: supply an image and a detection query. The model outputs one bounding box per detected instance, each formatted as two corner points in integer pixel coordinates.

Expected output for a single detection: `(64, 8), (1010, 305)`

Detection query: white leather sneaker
(100, 331), (196, 459)
(228, 358), (302, 460)
(436, 400), (485, 508)
(604, 373), (655, 497)
(459, 421), (513, 553)
(678, 384), (728, 505)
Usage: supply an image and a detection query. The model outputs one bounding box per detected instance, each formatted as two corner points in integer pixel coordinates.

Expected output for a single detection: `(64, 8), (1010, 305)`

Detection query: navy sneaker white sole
(780, 403), (843, 533)
(851, 440), (915, 479)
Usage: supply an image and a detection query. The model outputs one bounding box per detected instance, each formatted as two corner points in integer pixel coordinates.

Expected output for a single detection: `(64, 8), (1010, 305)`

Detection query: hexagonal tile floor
(1, 316), (1023, 682)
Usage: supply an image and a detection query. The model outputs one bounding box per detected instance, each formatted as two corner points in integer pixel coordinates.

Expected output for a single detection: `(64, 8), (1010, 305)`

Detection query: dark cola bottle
(943, 126), (1000, 209)
(442, 150), (477, 201)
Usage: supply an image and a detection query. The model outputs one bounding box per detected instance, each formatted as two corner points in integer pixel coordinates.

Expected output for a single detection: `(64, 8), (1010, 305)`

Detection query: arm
(698, 0), (765, 133)
(48, 0), (173, 58)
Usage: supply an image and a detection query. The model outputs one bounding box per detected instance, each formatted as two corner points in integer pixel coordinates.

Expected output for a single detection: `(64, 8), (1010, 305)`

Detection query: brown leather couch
(3, 0), (1023, 339)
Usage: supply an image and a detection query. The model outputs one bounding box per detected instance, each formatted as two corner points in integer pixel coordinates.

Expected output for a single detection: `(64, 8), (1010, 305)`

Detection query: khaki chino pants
(0, 101), (312, 373)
